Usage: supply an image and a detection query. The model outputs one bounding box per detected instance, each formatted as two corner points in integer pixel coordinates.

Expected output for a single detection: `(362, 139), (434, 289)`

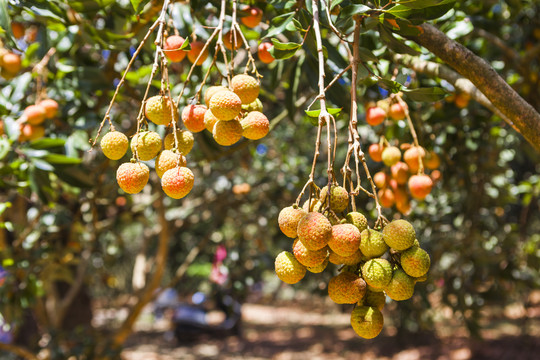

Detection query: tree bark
(410, 23), (540, 152)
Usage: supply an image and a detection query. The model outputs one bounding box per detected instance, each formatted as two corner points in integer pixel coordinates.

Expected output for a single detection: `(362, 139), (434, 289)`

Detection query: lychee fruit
(145, 95), (178, 126)
(373, 171), (388, 189)
(101, 131), (129, 160)
(400, 246), (430, 278)
(328, 272), (367, 304)
(116, 162), (150, 194)
(381, 146), (401, 166)
(155, 150), (187, 178)
(358, 290), (386, 311)
(366, 106), (386, 126)
(328, 224), (361, 257)
(320, 185), (349, 213)
(240, 111), (269, 140)
(293, 239), (328, 267)
(360, 229), (389, 258)
(38, 99), (59, 119)
(242, 98), (263, 113)
(204, 110), (220, 132)
(240, 6), (263, 28)
(328, 249), (363, 266)
(258, 42), (274, 64)
(130, 131), (162, 161)
(425, 151), (440, 170)
(306, 257), (329, 273)
(384, 269), (415, 301)
(403, 146), (425, 173)
(297, 212), (332, 251)
(408, 174), (433, 200)
(19, 124), (45, 142)
(161, 166), (194, 199)
(378, 188), (395, 208)
(182, 104), (207, 133)
(187, 41), (208, 65)
(345, 212), (368, 232)
(388, 102), (407, 121)
(2, 53), (22, 74)
(204, 85), (228, 105)
(274, 251), (306, 284)
(213, 120), (243, 146)
(278, 206), (307, 238)
(350, 306), (384, 339)
(223, 29), (243, 51)
(230, 74), (260, 105)
(382, 219), (416, 251)
(23, 105), (47, 125)
(163, 35), (187, 62)
(164, 129), (194, 155)
(391, 162), (409, 185)
(209, 90), (242, 121)
(11, 22), (25, 39)
(362, 258), (393, 291)
(369, 143), (384, 162)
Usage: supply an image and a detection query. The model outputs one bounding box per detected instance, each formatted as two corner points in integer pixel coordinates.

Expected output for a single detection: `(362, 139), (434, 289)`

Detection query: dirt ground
(120, 301), (540, 360)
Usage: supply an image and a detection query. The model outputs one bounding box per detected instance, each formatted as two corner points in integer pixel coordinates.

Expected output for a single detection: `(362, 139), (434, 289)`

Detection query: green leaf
(43, 154), (82, 165)
(357, 47), (379, 63)
(54, 168), (95, 188)
(130, 0), (151, 13)
(387, 1), (455, 21)
(264, 12), (295, 39)
(304, 108), (343, 118)
(29, 138), (66, 149)
(179, 37), (190, 50)
(378, 25), (420, 55)
(402, 87), (448, 102)
(269, 39), (301, 60)
(377, 78), (403, 93)
(395, 0), (454, 9)
(339, 4), (372, 19)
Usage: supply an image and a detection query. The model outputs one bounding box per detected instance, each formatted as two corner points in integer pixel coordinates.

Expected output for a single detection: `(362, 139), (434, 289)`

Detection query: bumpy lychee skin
(306, 257), (329, 273)
(403, 146), (426, 173)
(155, 150), (187, 178)
(275, 251), (306, 284)
(400, 246), (430, 278)
(182, 104), (207, 133)
(209, 91), (242, 121)
(240, 111), (269, 140)
(242, 98), (263, 113)
(381, 146), (401, 166)
(297, 212), (332, 251)
(161, 166), (194, 199)
(204, 86), (228, 105)
(328, 272), (367, 304)
(145, 95), (178, 126)
(116, 162), (150, 194)
(362, 258), (393, 290)
(384, 269), (415, 301)
(329, 249), (363, 265)
(38, 99), (59, 119)
(131, 131), (162, 161)
(346, 212), (368, 232)
(24, 105), (47, 125)
(328, 224), (361, 257)
(350, 306), (384, 339)
(164, 129), (194, 155)
(230, 74), (260, 105)
(359, 290), (386, 311)
(278, 206), (307, 238)
(360, 229), (389, 258)
(320, 185), (349, 213)
(213, 120), (243, 146)
(408, 174), (433, 200)
(382, 219), (416, 251)
(163, 35), (186, 62)
(203, 110), (219, 132)
(101, 131), (129, 160)
(293, 239), (328, 267)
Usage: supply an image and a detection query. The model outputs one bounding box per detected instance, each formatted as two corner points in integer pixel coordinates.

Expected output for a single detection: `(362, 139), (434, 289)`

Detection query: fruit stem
(395, 93), (425, 175)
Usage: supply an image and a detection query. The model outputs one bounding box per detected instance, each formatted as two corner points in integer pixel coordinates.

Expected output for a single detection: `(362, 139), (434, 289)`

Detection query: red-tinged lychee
(388, 102), (407, 121)
(293, 239), (328, 267)
(23, 105), (46, 125)
(101, 131), (129, 160)
(164, 35), (187, 62)
(182, 104), (207, 133)
(209, 91), (242, 121)
(360, 229), (389, 259)
(378, 188), (395, 208)
(302, 199), (323, 213)
(408, 174), (433, 200)
(258, 42), (274, 64)
(403, 146), (426, 173)
(391, 161), (409, 185)
(131, 131), (161, 161)
(384, 269), (415, 301)
(204, 86), (228, 105)
(393, 186), (408, 205)
(161, 166), (194, 199)
(213, 120), (243, 146)
(328, 224), (361, 257)
(11, 22), (24, 39)
(350, 306), (384, 339)
(373, 171), (388, 189)
(297, 212), (332, 251)
(230, 74), (260, 105)
(204, 110), (219, 132)
(396, 199), (412, 215)
(241, 111), (269, 140)
(362, 258), (393, 290)
(155, 150), (186, 178)
(320, 185), (349, 213)
(38, 99), (59, 119)
(278, 206), (307, 238)
(275, 251), (306, 284)
(240, 6), (263, 28)
(19, 124), (45, 142)
(400, 246), (430, 278)
(425, 151), (440, 170)
(145, 95), (178, 126)
(382, 219), (415, 251)
(187, 41), (208, 65)
(381, 146), (401, 166)
(431, 169), (442, 183)
(345, 212), (368, 232)
(223, 29), (243, 51)
(116, 162), (150, 194)
(366, 106), (386, 126)
(328, 249), (363, 265)
(328, 272), (367, 304)
(2, 53), (22, 74)
(164, 129), (194, 155)
(369, 143), (384, 162)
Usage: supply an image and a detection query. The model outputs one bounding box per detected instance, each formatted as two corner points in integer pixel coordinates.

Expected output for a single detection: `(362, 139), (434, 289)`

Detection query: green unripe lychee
(381, 146), (401, 167)
(131, 131), (162, 161)
(382, 219), (416, 251)
(164, 129), (194, 155)
(328, 224), (361, 257)
(278, 206), (307, 238)
(360, 229), (389, 258)
(275, 251), (306, 284)
(362, 258), (393, 290)
(346, 212), (368, 232)
(400, 246), (430, 278)
(293, 239), (328, 267)
(241, 98), (263, 112)
(384, 268), (415, 301)
(320, 185), (349, 213)
(350, 306), (384, 339)
(307, 257), (329, 273)
(101, 131), (128, 160)
(359, 290), (386, 311)
(297, 212), (332, 251)
(328, 272), (367, 304)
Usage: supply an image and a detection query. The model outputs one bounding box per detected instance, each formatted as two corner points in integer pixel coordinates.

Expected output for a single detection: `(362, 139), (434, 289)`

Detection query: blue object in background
(378, 87), (389, 98)
(256, 144), (267, 156)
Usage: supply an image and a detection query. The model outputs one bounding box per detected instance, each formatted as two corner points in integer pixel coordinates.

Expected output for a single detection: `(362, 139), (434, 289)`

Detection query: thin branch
(0, 344), (38, 360)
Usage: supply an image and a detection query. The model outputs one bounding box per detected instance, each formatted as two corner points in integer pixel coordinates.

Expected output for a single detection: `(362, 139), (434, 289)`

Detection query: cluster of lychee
(274, 185), (430, 339)
(16, 100), (59, 142)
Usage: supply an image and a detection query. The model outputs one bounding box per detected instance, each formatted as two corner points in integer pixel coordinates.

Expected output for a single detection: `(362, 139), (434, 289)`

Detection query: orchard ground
(111, 290), (540, 360)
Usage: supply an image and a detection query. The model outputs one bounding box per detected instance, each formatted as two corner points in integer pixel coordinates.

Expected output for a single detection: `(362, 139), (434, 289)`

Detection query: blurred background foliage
(0, 0), (539, 357)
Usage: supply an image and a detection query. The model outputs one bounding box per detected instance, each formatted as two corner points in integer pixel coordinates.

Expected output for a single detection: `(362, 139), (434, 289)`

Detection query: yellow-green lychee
(328, 224), (361, 257)
(101, 131), (128, 160)
(307, 257), (329, 273)
(328, 249), (363, 265)
(204, 85), (228, 105)
(346, 212), (368, 232)
(182, 104), (207, 133)
(293, 239), (328, 267)
(381, 146), (401, 167)
(302, 199), (322, 213)
(297, 212), (332, 251)
(358, 290), (386, 311)
(230, 74), (260, 104)
(360, 229), (389, 258)
(382, 219), (416, 251)
(240, 111), (269, 140)
(131, 131), (161, 161)
(241, 98), (263, 112)
(204, 109), (220, 132)
(275, 251), (306, 284)
(328, 272), (367, 304)
(362, 258), (393, 290)
(350, 306), (384, 339)
(278, 206), (307, 238)
(164, 129), (194, 155)
(161, 166), (194, 199)
(320, 185), (349, 213)
(145, 95), (178, 126)
(209, 90), (242, 121)
(213, 120), (243, 146)
(155, 150), (186, 178)
(400, 246), (430, 278)
(384, 268), (415, 301)
(116, 162), (150, 194)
